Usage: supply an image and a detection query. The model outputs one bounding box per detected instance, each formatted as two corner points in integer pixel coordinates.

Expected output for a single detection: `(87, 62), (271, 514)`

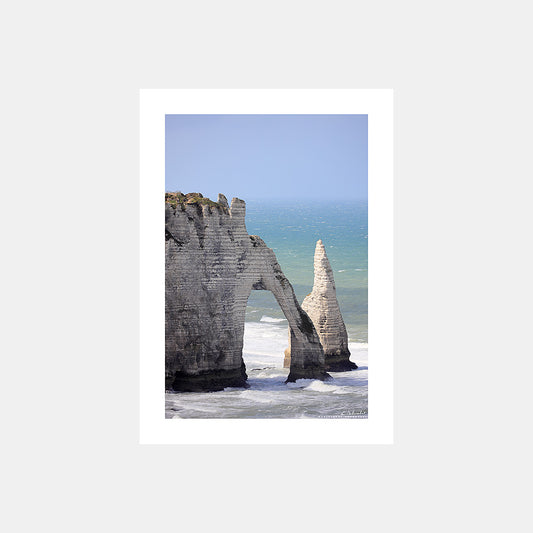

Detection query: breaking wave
(260, 316), (287, 323)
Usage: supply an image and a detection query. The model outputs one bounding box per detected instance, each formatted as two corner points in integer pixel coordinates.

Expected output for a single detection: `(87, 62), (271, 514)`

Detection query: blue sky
(165, 114), (367, 202)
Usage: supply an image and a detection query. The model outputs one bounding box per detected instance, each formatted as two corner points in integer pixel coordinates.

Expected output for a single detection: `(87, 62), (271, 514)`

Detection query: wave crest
(259, 316), (287, 323)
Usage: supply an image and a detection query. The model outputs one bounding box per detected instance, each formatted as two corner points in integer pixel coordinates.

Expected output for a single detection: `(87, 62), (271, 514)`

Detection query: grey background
(2, 1), (531, 532)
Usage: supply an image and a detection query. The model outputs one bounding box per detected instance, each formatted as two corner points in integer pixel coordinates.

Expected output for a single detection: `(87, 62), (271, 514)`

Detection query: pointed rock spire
(284, 239), (357, 372)
(217, 193), (229, 208)
(313, 239), (336, 290)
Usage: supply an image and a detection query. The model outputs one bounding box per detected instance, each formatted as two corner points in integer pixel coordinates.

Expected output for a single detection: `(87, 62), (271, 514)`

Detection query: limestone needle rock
(284, 239), (357, 372)
(165, 192), (330, 392)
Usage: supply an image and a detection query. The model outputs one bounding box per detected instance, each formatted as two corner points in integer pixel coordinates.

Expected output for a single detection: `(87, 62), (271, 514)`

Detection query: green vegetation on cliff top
(165, 192), (222, 209)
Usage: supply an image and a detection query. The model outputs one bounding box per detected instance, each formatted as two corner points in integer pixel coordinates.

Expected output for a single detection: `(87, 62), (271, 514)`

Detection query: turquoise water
(244, 199), (368, 343)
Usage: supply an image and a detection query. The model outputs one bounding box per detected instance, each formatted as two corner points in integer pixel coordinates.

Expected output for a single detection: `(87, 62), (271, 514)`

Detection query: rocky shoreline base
(168, 363), (249, 393)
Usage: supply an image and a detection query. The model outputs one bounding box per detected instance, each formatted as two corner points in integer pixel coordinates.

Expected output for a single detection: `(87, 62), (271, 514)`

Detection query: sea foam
(259, 316), (287, 323)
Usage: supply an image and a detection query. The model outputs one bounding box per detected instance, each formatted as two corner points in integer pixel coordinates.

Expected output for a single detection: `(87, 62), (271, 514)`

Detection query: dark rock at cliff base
(169, 363), (249, 392)
(286, 365), (331, 383)
(324, 353), (358, 372)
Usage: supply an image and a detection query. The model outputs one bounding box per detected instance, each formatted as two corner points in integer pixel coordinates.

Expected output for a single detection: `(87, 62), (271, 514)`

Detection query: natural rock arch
(165, 193), (330, 392)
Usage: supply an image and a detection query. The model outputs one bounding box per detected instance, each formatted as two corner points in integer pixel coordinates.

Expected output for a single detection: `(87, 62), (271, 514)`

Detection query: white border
(140, 89), (393, 444)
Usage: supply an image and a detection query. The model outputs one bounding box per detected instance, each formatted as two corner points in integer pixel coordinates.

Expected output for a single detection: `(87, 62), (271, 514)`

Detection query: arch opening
(242, 289), (288, 376)
(237, 254), (330, 384)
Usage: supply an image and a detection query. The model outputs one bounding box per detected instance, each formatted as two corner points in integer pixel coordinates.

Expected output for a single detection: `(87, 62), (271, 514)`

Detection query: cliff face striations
(165, 192), (330, 392)
(284, 239), (357, 371)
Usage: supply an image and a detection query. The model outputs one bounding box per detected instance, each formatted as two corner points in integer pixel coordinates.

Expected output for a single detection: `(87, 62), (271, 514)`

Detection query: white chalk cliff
(165, 192), (330, 392)
(284, 239), (357, 371)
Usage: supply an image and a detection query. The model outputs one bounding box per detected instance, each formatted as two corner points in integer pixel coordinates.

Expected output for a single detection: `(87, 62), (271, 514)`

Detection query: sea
(165, 199), (368, 419)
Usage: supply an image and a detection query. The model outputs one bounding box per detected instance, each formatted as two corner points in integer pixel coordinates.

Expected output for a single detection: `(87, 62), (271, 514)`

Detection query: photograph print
(164, 113), (369, 419)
